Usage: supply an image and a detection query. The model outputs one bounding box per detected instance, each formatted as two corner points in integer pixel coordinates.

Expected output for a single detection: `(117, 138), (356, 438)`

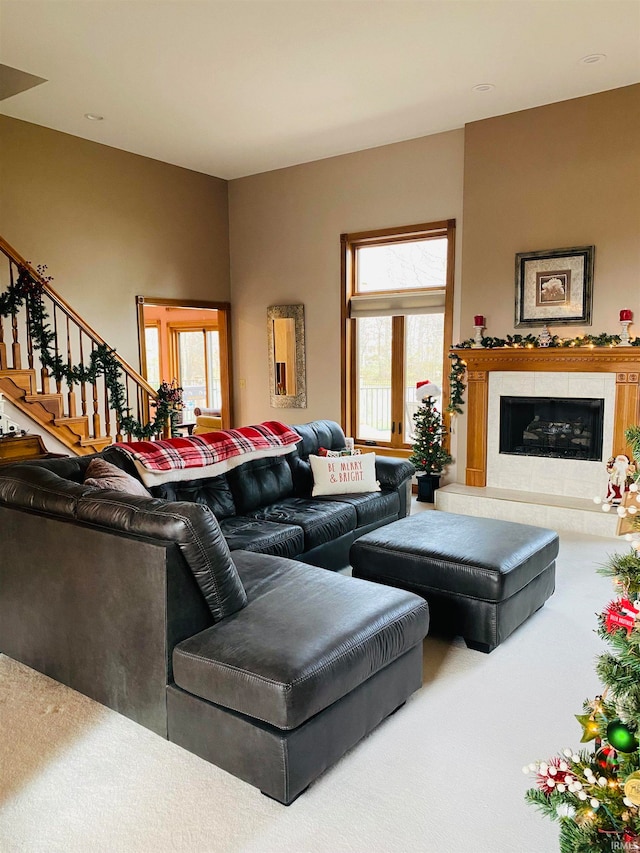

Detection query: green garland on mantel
(446, 332), (640, 415)
(0, 264), (182, 440)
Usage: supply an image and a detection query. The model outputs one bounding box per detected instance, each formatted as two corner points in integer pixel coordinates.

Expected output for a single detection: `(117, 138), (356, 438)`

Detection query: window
(173, 327), (222, 421)
(341, 220), (455, 451)
(144, 325), (161, 391)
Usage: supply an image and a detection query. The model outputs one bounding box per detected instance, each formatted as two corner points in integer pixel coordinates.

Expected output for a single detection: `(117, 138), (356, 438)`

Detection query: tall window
(341, 220), (455, 451)
(173, 327), (222, 420)
(144, 325), (161, 391)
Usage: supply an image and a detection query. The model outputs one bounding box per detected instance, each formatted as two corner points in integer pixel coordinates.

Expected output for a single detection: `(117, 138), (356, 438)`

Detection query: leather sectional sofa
(105, 418), (415, 569)
(0, 420), (427, 803)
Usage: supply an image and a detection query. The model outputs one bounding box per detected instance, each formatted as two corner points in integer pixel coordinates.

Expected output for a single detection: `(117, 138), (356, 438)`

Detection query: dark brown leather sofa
(0, 422), (427, 804)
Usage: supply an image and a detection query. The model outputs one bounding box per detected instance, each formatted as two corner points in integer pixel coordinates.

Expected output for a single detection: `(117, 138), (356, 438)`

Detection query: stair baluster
(9, 264), (21, 370)
(52, 305), (62, 395)
(91, 341), (101, 439)
(79, 331), (87, 418)
(65, 315), (77, 418)
(26, 295), (34, 371)
(0, 315), (6, 369)
(103, 375), (112, 438)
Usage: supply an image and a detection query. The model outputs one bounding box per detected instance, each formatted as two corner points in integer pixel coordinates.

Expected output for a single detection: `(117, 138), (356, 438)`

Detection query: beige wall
(462, 84), (640, 340)
(457, 84), (640, 477)
(228, 130), (465, 429)
(0, 116), (230, 368)
(4, 84), (637, 475)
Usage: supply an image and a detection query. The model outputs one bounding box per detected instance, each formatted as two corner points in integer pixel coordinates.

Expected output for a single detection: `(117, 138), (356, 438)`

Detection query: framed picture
(515, 245), (594, 327)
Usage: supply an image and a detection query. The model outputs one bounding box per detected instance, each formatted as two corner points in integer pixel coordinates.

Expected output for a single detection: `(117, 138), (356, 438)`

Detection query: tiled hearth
(436, 347), (640, 536)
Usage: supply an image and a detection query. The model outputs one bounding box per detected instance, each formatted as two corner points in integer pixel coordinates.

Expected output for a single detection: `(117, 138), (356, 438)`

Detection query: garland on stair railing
(446, 332), (640, 416)
(0, 264), (182, 439)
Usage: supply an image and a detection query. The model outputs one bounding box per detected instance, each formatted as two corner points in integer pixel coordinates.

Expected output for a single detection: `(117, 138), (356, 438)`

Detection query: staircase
(0, 237), (159, 455)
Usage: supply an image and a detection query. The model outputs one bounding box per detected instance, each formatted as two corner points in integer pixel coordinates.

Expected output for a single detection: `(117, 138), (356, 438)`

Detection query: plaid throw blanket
(113, 421), (301, 472)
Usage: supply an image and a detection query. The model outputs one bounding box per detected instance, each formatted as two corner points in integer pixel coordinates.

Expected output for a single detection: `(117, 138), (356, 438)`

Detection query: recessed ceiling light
(580, 54), (606, 65)
(472, 83), (495, 93)
(84, 113), (104, 121)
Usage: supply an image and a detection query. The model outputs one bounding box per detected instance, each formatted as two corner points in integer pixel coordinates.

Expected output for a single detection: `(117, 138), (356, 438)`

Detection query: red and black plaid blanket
(113, 421), (300, 472)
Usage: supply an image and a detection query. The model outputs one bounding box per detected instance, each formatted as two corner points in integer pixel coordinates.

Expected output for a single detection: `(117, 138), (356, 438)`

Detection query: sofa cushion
(288, 420), (347, 496)
(309, 453), (380, 496)
(227, 456), (293, 514)
(172, 550), (429, 730)
(150, 475), (236, 520)
(219, 516), (304, 559)
(83, 458), (151, 497)
(247, 497), (356, 551)
(315, 489), (400, 527)
(75, 492), (247, 622)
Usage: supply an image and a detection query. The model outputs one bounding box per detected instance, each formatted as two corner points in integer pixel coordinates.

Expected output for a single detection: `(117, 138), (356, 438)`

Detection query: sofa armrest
(375, 457), (415, 491)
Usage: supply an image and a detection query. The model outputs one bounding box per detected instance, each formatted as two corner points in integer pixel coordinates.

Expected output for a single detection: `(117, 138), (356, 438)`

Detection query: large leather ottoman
(350, 511), (558, 653)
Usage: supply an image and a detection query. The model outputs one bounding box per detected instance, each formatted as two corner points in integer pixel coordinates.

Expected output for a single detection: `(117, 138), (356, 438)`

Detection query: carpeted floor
(0, 530), (625, 853)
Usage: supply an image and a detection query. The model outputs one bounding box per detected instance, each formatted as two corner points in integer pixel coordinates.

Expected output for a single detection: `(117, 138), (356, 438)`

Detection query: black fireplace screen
(499, 396), (604, 461)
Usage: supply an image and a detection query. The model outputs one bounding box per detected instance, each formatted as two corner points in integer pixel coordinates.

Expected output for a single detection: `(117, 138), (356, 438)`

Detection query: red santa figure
(606, 454), (634, 505)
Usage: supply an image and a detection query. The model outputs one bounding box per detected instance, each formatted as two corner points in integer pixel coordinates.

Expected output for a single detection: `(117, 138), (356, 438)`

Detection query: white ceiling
(1, 0), (639, 179)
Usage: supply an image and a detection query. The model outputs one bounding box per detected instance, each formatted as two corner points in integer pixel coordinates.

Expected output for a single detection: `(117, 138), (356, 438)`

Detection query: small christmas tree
(524, 429), (640, 852)
(409, 381), (453, 474)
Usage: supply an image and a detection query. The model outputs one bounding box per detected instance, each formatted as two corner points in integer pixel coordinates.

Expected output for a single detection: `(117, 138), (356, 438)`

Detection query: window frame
(341, 219), (456, 454)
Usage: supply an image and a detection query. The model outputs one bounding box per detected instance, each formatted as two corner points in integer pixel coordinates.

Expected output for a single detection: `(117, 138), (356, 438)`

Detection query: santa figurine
(606, 453), (635, 505)
(415, 380), (441, 401)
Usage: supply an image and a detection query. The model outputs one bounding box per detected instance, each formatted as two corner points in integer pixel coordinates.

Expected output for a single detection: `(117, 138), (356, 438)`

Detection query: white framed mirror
(267, 304), (306, 408)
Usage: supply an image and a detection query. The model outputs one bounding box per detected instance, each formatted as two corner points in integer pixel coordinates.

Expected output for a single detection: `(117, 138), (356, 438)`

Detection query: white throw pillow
(309, 453), (380, 496)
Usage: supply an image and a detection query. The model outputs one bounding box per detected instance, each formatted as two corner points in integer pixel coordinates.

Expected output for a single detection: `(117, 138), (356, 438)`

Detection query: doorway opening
(136, 297), (233, 430)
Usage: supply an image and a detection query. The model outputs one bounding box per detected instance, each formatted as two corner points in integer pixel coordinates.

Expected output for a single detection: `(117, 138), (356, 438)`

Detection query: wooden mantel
(454, 346), (640, 487)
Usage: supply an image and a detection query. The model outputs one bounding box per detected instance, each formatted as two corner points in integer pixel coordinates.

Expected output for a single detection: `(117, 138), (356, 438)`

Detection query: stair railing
(0, 236), (162, 444)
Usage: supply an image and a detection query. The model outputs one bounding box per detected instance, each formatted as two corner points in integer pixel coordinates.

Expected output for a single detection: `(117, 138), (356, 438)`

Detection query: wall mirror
(267, 305), (306, 408)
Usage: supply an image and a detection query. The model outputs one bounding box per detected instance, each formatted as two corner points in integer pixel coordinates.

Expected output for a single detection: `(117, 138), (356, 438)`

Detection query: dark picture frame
(515, 245), (594, 327)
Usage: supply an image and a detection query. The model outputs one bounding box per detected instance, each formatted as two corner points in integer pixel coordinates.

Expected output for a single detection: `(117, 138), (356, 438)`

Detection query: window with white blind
(341, 220), (455, 451)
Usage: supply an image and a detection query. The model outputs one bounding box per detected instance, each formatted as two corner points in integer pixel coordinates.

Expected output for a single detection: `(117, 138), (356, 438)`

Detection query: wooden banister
(0, 235), (164, 451)
(0, 236), (157, 397)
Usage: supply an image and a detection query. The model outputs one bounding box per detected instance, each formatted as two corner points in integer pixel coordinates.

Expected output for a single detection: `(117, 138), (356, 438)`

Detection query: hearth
(499, 396), (604, 462)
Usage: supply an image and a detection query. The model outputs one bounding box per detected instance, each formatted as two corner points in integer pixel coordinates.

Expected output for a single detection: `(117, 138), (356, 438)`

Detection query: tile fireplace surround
(436, 347), (640, 536)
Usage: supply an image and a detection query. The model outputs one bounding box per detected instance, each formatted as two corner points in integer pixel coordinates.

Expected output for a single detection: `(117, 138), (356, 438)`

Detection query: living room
(1, 2), (640, 851)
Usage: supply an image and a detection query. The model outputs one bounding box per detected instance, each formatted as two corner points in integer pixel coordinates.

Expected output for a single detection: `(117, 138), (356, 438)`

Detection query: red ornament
(596, 745), (619, 769)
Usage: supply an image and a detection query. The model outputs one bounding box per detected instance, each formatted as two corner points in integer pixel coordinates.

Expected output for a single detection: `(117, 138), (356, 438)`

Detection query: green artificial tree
(409, 382), (453, 502)
(524, 543), (640, 851)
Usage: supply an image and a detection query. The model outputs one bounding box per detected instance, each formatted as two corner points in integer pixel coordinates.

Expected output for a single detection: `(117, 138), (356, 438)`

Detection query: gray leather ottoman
(350, 511), (558, 653)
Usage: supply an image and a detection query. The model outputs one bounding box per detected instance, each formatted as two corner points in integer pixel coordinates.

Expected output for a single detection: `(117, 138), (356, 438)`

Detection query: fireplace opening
(499, 396), (604, 461)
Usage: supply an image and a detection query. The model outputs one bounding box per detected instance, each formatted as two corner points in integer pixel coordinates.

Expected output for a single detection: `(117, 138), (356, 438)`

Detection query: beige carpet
(0, 531), (624, 853)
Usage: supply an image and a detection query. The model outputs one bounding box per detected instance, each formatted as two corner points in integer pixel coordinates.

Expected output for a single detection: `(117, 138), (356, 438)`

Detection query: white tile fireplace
(436, 347), (640, 535)
(486, 371), (615, 499)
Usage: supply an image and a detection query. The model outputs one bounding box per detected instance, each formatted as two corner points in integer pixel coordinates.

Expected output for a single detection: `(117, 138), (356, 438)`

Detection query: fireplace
(499, 396), (604, 461)
(451, 347), (640, 492)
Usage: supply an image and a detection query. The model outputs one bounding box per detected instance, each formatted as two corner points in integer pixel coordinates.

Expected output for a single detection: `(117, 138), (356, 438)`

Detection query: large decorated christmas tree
(524, 429), (640, 852)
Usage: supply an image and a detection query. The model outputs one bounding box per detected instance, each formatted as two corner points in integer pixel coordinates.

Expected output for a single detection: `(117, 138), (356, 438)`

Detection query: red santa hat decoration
(416, 380), (441, 401)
